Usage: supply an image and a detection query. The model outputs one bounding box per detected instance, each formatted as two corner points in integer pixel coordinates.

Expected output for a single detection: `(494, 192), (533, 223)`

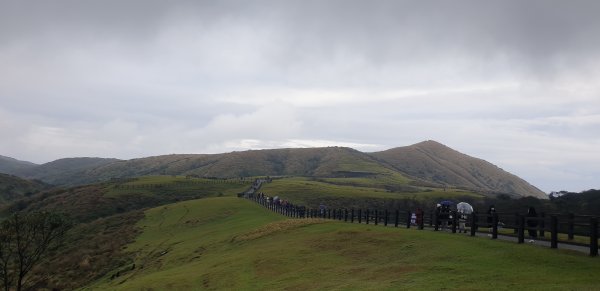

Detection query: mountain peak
(411, 140), (448, 149)
(372, 142), (546, 199)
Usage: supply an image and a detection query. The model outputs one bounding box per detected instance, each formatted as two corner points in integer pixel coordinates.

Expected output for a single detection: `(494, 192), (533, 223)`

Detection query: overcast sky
(1, 1), (599, 192)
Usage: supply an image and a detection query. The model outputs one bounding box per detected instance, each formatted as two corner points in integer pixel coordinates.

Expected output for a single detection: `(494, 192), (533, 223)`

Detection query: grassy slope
(260, 177), (483, 209)
(17, 176), (250, 222)
(371, 141), (546, 199)
(0, 155), (37, 175)
(85, 197), (600, 290)
(0, 173), (48, 204)
(11, 176), (251, 290)
(36, 147), (418, 187)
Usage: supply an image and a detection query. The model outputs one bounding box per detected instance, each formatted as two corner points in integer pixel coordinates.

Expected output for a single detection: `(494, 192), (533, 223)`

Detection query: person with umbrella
(456, 202), (474, 233)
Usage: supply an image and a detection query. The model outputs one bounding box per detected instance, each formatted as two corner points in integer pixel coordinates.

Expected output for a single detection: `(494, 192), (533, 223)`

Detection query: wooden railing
(242, 193), (599, 257)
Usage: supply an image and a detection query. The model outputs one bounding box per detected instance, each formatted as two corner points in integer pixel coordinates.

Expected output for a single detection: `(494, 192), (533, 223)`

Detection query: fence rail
(242, 192), (600, 257)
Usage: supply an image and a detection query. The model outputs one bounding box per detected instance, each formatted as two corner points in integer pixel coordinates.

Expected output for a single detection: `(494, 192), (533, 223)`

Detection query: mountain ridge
(1, 141), (547, 198)
(0, 155), (38, 174)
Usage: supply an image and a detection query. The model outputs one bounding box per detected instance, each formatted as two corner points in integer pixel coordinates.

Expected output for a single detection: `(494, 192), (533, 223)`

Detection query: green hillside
(13, 176), (251, 290)
(371, 141), (547, 199)
(15, 176), (250, 223)
(81, 147), (406, 184)
(260, 177), (483, 209)
(3, 142), (547, 199)
(84, 197), (600, 290)
(19, 157), (120, 185)
(0, 155), (37, 175)
(0, 173), (48, 204)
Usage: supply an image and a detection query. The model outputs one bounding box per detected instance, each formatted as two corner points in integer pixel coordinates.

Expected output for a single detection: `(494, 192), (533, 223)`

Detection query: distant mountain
(78, 147), (401, 184)
(0, 155), (37, 175)
(0, 173), (49, 204)
(371, 140), (547, 199)
(1, 141), (547, 199)
(19, 157), (121, 185)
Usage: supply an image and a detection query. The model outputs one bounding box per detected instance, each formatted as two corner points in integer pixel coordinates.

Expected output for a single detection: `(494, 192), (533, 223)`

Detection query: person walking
(526, 207), (538, 242)
(487, 205), (496, 236)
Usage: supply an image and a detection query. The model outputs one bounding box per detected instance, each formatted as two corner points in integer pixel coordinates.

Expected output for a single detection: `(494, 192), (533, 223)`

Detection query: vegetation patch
(84, 197), (600, 290)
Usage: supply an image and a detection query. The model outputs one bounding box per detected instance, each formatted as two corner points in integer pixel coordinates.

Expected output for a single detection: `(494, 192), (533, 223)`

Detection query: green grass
(84, 197), (600, 290)
(105, 175), (250, 198)
(262, 177), (482, 207)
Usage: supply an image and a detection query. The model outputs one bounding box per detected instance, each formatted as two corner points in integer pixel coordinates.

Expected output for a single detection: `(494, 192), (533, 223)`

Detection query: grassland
(85, 197), (600, 290)
(105, 175), (250, 198)
(261, 177), (483, 209)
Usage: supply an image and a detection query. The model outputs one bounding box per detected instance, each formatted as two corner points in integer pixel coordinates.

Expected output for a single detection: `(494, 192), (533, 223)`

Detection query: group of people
(435, 203), (540, 241)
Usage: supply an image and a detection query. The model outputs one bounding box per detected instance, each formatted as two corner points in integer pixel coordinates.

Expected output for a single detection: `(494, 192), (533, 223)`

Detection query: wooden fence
(243, 195), (600, 257)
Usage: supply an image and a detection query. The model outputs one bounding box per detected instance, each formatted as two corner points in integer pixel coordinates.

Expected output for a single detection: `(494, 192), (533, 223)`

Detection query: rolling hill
(0, 173), (49, 204)
(0, 155), (37, 175)
(18, 157), (120, 185)
(89, 147), (395, 178)
(371, 140), (547, 199)
(1, 141), (547, 198)
(81, 197), (598, 290)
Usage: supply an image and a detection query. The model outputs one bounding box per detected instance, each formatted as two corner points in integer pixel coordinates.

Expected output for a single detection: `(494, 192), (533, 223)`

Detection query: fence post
(339, 209), (343, 221)
(375, 210), (379, 225)
(345, 209), (348, 222)
(568, 213), (575, 240)
(434, 211), (439, 231)
(470, 212), (477, 237)
(540, 212), (545, 237)
(366, 209), (370, 224)
(394, 210), (399, 227)
(451, 211), (457, 233)
(351, 209), (355, 223)
(328, 209), (331, 219)
(518, 215), (525, 244)
(590, 217), (598, 257)
(384, 210), (388, 226)
(514, 212), (519, 234)
(429, 213), (433, 227)
(406, 211), (411, 229)
(419, 212), (424, 230)
(492, 212), (498, 239)
(358, 209), (362, 224)
(551, 215), (558, 249)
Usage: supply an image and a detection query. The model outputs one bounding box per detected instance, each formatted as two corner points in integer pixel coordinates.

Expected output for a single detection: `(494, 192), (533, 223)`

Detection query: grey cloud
(1, 1), (600, 192)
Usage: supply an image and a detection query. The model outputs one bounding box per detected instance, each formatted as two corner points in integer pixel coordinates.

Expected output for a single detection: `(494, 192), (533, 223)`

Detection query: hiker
(415, 208), (424, 227)
(526, 207), (538, 242)
(440, 204), (450, 230)
(436, 203), (450, 230)
(319, 203), (327, 217)
(487, 205), (496, 233)
(456, 202), (473, 234)
(435, 204), (442, 228)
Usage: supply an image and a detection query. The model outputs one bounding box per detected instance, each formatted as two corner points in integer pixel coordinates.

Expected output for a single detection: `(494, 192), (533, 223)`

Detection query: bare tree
(0, 212), (70, 291)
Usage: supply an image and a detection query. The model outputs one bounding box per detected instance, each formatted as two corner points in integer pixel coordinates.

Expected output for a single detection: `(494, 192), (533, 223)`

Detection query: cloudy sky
(1, 1), (599, 192)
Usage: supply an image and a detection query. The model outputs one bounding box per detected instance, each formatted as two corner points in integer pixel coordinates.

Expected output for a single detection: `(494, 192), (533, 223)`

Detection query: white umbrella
(456, 202), (474, 214)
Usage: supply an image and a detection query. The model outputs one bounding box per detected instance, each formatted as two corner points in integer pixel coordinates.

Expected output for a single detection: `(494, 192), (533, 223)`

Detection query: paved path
(389, 223), (595, 255)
